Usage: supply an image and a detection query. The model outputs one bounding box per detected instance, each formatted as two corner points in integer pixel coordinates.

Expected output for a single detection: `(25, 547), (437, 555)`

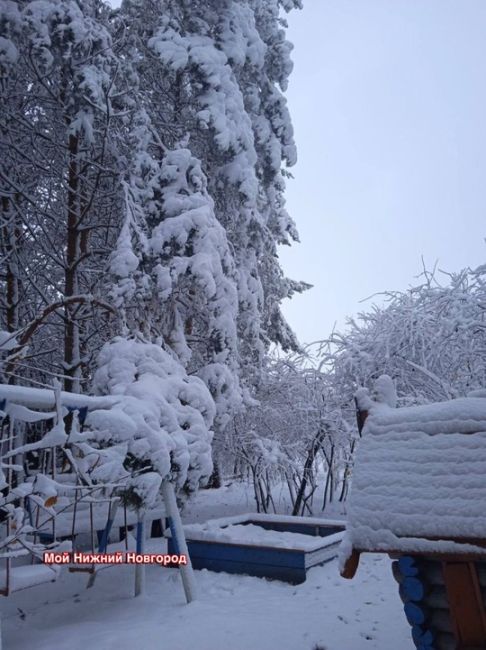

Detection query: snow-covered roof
(344, 394), (486, 559)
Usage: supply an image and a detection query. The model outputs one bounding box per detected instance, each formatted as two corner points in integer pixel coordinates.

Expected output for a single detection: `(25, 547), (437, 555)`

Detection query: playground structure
(0, 382), (195, 604)
(342, 378), (486, 650)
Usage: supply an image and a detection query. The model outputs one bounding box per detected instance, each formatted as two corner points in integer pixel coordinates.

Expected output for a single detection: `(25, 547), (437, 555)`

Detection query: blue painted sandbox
(167, 513), (345, 584)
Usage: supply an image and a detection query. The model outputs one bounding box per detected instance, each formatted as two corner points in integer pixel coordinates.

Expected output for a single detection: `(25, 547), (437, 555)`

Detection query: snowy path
(3, 553), (411, 650)
(2, 485), (412, 650)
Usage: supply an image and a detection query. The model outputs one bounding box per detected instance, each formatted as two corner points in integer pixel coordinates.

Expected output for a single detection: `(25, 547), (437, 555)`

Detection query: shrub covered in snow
(91, 337), (216, 499)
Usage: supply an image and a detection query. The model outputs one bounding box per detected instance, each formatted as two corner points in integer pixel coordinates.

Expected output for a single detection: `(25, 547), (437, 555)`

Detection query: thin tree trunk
(64, 134), (81, 395)
(292, 429), (325, 516)
(1, 196), (21, 385)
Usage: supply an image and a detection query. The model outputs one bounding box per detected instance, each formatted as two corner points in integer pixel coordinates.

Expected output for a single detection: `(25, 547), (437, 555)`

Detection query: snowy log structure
(167, 513), (345, 584)
(341, 376), (486, 650)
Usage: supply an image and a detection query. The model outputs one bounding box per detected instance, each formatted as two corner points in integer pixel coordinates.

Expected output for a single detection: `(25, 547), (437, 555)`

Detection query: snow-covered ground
(3, 484), (412, 650)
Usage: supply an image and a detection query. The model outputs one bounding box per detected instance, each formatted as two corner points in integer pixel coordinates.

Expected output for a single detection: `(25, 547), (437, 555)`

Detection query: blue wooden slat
(172, 539), (306, 569)
(244, 521), (343, 538)
(189, 555), (306, 584)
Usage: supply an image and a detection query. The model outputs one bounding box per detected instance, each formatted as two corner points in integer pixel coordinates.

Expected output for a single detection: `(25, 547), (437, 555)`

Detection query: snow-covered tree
(91, 337), (216, 497)
(322, 265), (486, 406)
(0, 0), (129, 392)
(1, 0), (305, 510)
(228, 351), (353, 514)
(119, 0), (307, 386)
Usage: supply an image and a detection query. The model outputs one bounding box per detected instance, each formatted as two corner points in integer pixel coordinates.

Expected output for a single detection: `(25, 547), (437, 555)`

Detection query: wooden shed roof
(341, 388), (486, 574)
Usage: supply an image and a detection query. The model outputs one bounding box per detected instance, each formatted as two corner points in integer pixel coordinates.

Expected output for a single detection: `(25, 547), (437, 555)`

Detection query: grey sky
(280, 1), (486, 344)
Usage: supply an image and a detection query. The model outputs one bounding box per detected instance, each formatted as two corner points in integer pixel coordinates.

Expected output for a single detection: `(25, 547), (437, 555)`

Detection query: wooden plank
(244, 520), (344, 538)
(442, 561), (486, 648)
(305, 543), (340, 569)
(190, 555), (306, 584)
(177, 536), (304, 555)
(341, 549), (360, 579)
(168, 538), (306, 569)
(384, 549), (486, 563)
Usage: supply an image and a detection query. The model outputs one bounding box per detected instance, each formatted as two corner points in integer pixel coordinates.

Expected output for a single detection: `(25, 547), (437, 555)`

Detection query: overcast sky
(279, 1), (486, 343)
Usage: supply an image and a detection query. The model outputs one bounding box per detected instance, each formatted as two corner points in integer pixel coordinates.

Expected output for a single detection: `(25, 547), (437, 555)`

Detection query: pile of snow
(343, 387), (486, 560)
(181, 521), (343, 552)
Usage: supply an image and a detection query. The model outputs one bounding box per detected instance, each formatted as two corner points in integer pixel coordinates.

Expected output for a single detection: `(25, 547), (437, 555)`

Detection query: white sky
(279, 1), (486, 343)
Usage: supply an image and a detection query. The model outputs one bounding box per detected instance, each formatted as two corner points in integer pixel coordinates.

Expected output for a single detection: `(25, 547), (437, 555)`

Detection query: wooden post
(134, 514), (145, 597)
(354, 395), (368, 436)
(341, 548), (361, 579)
(442, 561), (486, 648)
(161, 480), (196, 603)
(98, 500), (119, 553)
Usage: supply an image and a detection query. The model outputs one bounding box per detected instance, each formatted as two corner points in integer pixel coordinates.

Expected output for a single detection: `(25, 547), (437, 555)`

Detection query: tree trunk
(292, 429), (325, 516)
(1, 196), (21, 385)
(64, 134), (81, 395)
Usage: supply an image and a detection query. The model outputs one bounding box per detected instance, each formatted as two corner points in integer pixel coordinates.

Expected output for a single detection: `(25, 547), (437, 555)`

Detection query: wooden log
(434, 632), (456, 650)
(400, 577), (426, 602)
(424, 586), (449, 609)
(429, 609), (454, 635)
(399, 555), (419, 577)
(412, 625), (434, 646)
(404, 602), (427, 626)
(422, 563), (446, 587)
(405, 603), (453, 634)
(417, 641), (436, 650)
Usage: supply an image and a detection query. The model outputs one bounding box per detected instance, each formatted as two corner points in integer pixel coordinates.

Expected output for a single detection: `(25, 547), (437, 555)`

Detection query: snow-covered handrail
(0, 384), (119, 412)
